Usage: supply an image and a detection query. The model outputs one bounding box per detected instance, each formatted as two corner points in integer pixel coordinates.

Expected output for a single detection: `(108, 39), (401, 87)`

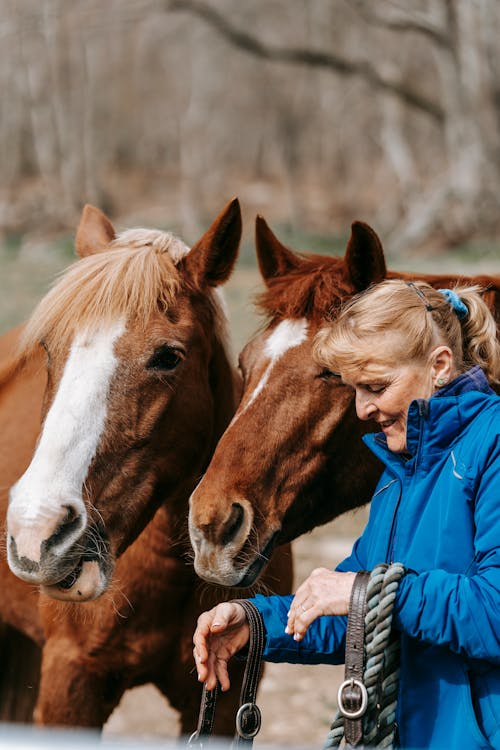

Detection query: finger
(193, 615), (214, 661)
(204, 649), (220, 691)
(193, 645), (208, 683)
(286, 594), (312, 634)
(214, 656), (231, 692)
(291, 605), (321, 641)
(209, 602), (237, 632)
(193, 632), (209, 662)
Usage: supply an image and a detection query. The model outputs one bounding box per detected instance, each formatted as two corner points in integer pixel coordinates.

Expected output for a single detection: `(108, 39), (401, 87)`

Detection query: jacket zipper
(386, 483), (402, 563)
(386, 404), (426, 562)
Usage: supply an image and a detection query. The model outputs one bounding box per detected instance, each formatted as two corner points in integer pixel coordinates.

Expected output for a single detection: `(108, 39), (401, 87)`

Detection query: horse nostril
(221, 503), (245, 545)
(44, 503), (84, 552)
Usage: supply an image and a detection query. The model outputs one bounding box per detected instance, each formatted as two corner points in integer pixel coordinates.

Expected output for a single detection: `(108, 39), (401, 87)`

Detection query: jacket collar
(363, 366), (495, 468)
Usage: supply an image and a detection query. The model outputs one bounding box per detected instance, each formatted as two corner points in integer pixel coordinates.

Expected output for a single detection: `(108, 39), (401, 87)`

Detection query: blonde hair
(314, 279), (500, 386)
(16, 229), (188, 360)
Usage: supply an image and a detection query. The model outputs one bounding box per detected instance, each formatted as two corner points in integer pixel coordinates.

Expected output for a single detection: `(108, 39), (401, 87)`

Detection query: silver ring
(301, 604), (307, 612)
(337, 678), (368, 719)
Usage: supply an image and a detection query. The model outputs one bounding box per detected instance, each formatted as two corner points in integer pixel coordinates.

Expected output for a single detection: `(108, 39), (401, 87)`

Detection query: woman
(193, 279), (500, 749)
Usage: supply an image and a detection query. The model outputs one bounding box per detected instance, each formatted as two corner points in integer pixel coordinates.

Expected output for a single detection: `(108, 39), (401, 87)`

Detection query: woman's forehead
(341, 360), (394, 384)
(341, 358), (427, 385)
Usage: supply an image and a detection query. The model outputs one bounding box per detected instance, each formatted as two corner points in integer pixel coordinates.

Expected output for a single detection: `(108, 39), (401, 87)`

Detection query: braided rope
(323, 563), (405, 749)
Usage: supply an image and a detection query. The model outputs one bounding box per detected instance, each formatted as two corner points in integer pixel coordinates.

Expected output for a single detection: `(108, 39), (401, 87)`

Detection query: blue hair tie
(438, 288), (468, 321)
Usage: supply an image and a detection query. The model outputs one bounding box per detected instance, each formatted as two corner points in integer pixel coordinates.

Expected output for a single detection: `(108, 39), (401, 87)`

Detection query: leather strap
(189, 682), (218, 746)
(188, 599), (264, 749)
(234, 600), (264, 747)
(337, 571), (370, 747)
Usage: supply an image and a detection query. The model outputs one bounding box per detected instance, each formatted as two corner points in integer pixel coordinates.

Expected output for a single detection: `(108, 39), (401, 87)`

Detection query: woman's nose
(355, 392), (377, 421)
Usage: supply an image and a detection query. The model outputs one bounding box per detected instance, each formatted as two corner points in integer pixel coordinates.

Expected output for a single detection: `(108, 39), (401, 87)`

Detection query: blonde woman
(194, 280), (500, 749)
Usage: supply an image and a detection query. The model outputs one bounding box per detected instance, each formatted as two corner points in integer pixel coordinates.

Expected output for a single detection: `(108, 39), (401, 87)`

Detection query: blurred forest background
(2, 0), (500, 261)
(1, 1), (500, 744)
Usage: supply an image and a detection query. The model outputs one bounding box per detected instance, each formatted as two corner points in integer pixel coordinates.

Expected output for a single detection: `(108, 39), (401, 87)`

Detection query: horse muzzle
(8, 523), (114, 601)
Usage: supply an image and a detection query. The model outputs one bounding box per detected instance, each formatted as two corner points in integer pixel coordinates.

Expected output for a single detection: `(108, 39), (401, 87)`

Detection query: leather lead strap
(188, 600), (264, 749)
(234, 600), (265, 747)
(338, 571), (370, 748)
(189, 683), (218, 745)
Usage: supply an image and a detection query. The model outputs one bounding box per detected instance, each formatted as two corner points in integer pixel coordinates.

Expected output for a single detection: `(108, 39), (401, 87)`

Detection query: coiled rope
(324, 562), (405, 749)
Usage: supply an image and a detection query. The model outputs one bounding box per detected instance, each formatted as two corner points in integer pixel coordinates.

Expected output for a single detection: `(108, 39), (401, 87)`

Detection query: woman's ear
(430, 346), (454, 389)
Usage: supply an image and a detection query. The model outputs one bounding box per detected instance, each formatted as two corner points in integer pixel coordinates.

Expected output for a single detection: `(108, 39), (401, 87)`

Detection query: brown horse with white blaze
(188, 217), (500, 587)
(0, 201), (292, 730)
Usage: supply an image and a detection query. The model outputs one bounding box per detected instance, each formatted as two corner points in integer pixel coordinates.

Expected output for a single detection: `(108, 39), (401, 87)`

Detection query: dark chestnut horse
(0, 201), (292, 731)
(188, 218), (500, 587)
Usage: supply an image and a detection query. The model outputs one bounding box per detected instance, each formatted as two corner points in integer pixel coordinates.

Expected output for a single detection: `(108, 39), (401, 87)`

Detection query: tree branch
(165, 0), (444, 123)
(351, 0), (452, 50)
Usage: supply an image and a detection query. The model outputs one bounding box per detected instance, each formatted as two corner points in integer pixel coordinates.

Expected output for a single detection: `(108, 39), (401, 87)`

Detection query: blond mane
(18, 229), (191, 358)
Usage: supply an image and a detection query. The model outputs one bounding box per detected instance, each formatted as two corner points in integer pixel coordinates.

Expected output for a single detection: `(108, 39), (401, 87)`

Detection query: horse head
(6, 199), (242, 602)
(188, 218), (387, 586)
(188, 217), (500, 587)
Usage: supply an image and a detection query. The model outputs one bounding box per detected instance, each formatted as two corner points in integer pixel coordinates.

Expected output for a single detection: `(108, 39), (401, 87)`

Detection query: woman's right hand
(193, 601), (250, 691)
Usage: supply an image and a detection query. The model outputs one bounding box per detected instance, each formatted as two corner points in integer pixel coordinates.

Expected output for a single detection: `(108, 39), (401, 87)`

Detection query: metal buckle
(235, 702), (262, 739)
(337, 678), (368, 720)
(188, 730), (203, 748)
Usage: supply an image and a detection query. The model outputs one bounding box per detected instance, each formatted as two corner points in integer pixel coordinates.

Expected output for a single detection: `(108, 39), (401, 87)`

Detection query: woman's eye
(366, 384), (386, 394)
(146, 345), (183, 371)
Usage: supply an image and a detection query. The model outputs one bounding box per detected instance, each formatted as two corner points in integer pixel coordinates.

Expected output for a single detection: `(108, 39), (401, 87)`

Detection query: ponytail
(455, 286), (500, 385)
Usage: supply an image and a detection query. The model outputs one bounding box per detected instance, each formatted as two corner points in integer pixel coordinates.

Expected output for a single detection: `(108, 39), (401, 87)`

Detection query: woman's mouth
(379, 419), (396, 431)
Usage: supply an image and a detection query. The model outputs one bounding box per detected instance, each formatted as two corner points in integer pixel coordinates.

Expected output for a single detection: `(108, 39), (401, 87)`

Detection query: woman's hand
(286, 568), (356, 641)
(193, 601), (250, 691)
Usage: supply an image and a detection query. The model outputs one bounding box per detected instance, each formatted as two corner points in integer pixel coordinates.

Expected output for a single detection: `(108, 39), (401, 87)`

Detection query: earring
(437, 377), (447, 387)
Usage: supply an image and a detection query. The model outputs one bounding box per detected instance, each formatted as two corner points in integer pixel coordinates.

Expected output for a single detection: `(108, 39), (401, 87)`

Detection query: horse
(0, 200), (293, 732)
(188, 217), (500, 587)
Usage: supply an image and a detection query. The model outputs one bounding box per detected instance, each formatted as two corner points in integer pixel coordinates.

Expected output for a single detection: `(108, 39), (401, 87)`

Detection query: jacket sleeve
(248, 514), (374, 664)
(394, 435), (500, 663)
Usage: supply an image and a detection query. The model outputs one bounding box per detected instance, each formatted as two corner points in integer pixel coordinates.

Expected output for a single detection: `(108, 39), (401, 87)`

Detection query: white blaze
(8, 321), (125, 560)
(237, 318), (308, 417)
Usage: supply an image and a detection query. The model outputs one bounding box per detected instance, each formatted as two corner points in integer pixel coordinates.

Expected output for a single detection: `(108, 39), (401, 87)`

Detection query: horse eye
(146, 345), (183, 371)
(317, 369), (341, 380)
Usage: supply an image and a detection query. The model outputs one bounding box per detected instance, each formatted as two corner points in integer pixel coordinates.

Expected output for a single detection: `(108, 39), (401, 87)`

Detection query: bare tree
(1, 0), (500, 253)
(165, 0), (500, 251)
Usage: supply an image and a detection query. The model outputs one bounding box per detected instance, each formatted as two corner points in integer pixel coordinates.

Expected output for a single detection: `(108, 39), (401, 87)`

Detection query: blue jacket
(251, 367), (500, 748)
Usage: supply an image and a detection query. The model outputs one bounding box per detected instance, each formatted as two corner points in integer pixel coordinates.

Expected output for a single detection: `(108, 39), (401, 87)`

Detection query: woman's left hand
(286, 568), (356, 641)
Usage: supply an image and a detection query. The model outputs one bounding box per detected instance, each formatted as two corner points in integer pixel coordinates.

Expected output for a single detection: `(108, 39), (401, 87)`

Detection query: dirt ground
(103, 509), (368, 748)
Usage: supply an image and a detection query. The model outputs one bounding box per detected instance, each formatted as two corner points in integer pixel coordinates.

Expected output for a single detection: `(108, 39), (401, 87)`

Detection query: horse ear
(345, 221), (387, 291)
(182, 198), (242, 287)
(255, 215), (303, 286)
(76, 204), (116, 258)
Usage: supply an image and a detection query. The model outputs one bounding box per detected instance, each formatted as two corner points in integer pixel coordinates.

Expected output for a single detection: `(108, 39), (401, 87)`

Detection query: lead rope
(188, 599), (264, 749)
(324, 563), (406, 749)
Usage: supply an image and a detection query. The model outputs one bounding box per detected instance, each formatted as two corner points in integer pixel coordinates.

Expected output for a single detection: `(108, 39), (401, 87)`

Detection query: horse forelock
(256, 255), (352, 324)
(17, 231), (192, 359)
(112, 228), (190, 263)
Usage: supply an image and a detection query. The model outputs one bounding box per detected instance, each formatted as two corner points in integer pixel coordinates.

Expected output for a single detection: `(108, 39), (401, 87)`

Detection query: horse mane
(256, 252), (500, 330)
(17, 229), (192, 359)
(256, 254), (351, 323)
